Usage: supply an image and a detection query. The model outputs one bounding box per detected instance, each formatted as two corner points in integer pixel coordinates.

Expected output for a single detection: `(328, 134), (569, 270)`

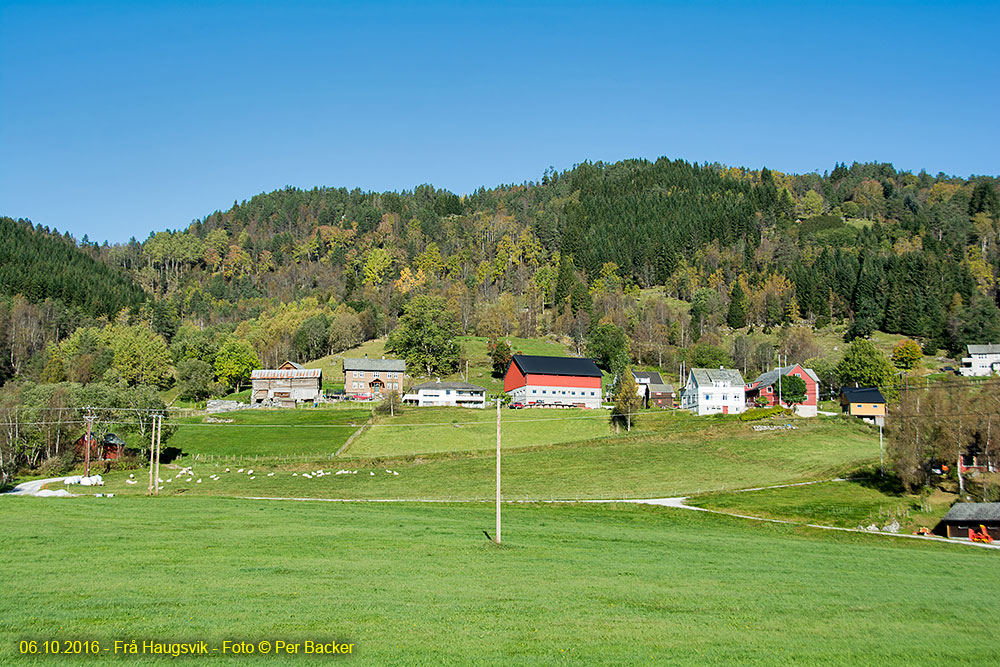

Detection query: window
(446, 390), (451, 395)
(532, 390), (537, 394)
(722, 395), (728, 401)
(766, 387), (772, 394)
(704, 394), (710, 401)
(373, 371), (380, 379)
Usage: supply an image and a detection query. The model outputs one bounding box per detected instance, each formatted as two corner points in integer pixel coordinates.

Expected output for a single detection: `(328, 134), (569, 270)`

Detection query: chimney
(364, 354), (368, 359)
(382, 355), (385, 359)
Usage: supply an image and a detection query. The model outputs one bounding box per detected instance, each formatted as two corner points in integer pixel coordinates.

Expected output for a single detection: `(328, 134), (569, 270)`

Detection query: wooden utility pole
(878, 422), (884, 476)
(83, 409), (94, 478)
(148, 415), (157, 495)
(495, 398), (501, 545)
(154, 415), (162, 496)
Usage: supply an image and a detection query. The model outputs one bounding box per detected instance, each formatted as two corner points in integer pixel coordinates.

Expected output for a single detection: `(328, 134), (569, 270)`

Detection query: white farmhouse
(403, 380), (487, 408)
(680, 368), (746, 416)
(960, 344), (1000, 377)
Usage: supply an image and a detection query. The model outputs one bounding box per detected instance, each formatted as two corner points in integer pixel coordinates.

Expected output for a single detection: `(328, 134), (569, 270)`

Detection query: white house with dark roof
(960, 344), (1000, 377)
(343, 356), (406, 398)
(404, 379), (487, 408)
(680, 368), (746, 415)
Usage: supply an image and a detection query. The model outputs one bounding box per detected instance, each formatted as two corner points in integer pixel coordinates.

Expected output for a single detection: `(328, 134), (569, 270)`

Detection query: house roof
(510, 355), (602, 378)
(749, 365), (820, 388)
(632, 370), (664, 384)
(251, 368), (322, 380)
(690, 368), (744, 386)
(343, 357), (406, 372)
(412, 380), (486, 392)
(967, 344), (1000, 355)
(279, 361), (305, 370)
(649, 383), (674, 395)
(841, 387), (886, 403)
(941, 502), (1000, 523)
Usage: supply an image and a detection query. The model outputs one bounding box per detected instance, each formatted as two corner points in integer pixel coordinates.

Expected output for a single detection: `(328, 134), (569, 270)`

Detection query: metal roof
(749, 364), (820, 388)
(649, 383), (674, 394)
(941, 502), (1000, 523)
(251, 368), (322, 379)
(967, 344), (1000, 355)
(411, 380), (486, 392)
(511, 355), (602, 378)
(343, 357), (407, 372)
(841, 387), (886, 403)
(690, 368), (744, 386)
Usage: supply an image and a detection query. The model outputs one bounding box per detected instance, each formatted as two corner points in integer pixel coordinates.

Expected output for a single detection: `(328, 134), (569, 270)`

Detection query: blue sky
(1, 1), (997, 243)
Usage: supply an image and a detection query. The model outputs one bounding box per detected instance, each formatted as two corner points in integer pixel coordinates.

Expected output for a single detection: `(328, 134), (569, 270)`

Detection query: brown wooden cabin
(73, 433), (127, 461)
(936, 503), (1000, 540)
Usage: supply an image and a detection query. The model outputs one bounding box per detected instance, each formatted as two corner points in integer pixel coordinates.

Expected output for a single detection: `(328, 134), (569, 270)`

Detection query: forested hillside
(4, 156), (1000, 396)
(93, 159), (1000, 349)
(0, 217), (147, 382)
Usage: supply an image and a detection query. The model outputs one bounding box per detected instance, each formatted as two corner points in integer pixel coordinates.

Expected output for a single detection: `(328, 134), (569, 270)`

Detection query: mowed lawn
(2, 497), (999, 665)
(346, 407), (618, 456)
(99, 418), (880, 501)
(165, 408), (371, 458)
(690, 479), (957, 532)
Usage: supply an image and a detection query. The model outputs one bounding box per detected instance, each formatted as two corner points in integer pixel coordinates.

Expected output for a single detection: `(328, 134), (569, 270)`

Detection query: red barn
(504, 355), (603, 409)
(744, 364), (820, 417)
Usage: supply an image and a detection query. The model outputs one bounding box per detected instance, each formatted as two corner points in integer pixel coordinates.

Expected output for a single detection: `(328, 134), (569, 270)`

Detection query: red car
(509, 402), (524, 409)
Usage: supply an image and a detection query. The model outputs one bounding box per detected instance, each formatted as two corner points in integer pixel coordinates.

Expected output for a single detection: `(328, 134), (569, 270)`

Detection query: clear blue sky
(1, 1), (997, 243)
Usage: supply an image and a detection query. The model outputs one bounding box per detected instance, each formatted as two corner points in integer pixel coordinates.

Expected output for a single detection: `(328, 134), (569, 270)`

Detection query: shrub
(738, 406), (793, 422)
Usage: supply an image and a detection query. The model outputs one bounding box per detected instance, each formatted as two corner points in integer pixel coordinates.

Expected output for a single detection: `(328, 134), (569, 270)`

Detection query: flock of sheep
(121, 465), (400, 490)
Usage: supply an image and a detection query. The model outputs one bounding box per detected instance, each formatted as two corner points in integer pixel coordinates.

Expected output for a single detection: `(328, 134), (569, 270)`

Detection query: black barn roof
(511, 355), (602, 378)
(941, 502), (1000, 523)
(841, 387), (886, 403)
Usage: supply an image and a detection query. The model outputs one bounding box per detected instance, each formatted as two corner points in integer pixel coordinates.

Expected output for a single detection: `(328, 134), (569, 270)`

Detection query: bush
(738, 406), (793, 422)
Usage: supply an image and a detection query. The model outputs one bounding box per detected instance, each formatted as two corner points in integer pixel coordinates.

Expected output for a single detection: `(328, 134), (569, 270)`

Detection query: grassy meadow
(166, 408), (371, 458)
(690, 478), (957, 532)
(100, 415), (880, 501)
(2, 497), (998, 665)
(346, 407), (617, 457)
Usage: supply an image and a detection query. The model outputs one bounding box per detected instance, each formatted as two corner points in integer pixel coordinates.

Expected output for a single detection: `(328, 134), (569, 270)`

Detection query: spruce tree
(727, 281), (748, 328)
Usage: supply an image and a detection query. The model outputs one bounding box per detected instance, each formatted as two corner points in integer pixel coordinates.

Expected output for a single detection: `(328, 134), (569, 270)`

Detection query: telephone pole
(154, 414), (162, 497)
(495, 398), (501, 545)
(83, 409), (95, 478)
(148, 415), (157, 495)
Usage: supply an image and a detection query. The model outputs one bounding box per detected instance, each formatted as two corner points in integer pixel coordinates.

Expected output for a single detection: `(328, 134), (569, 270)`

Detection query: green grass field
(2, 497), (998, 665)
(689, 478), (955, 532)
(346, 407), (617, 457)
(101, 416), (880, 501)
(166, 408), (371, 458)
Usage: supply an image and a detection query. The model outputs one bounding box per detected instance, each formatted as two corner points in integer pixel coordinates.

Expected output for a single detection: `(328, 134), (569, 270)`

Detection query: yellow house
(841, 387), (886, 426)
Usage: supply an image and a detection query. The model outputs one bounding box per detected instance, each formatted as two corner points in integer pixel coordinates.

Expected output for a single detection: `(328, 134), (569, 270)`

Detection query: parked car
(509, 402), (524, 409)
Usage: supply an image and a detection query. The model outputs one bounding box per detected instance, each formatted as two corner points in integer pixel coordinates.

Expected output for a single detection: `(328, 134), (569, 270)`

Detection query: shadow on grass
(850, 467), (907, 496)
